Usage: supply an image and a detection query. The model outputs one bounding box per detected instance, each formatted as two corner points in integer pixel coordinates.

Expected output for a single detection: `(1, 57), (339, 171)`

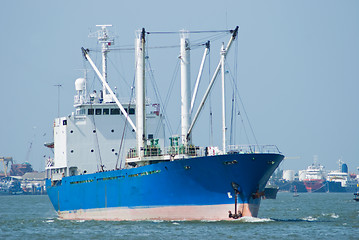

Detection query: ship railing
(226, 145), (281, 154)
(165, 145), (204, 157)
(74, 95), (94, 105)
(126, 144), (281, 160)
(126, 145), (205, 159)
(74, 95), (137, 105)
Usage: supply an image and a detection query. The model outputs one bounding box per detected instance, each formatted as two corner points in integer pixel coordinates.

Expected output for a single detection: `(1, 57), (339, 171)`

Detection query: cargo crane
(0, 157), (13, 177)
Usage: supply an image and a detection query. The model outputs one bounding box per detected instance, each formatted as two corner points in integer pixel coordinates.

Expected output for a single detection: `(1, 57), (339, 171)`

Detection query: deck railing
(126, 144), (281, 159)
(227, 145), (281, 154)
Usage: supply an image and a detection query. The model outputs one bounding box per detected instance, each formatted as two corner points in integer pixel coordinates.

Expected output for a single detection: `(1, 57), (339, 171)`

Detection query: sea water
(0, 192), (358, 239)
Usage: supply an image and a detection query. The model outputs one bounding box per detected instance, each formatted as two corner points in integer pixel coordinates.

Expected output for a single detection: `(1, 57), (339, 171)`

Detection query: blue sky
(0, 0), (358, 173)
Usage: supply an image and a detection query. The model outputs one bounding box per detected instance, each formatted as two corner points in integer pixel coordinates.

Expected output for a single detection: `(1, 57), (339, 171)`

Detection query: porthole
(70, 130), (74, 133)
(70, 150), (74, 153)
(112, 149), (115, 152)
(93, 130), (96, 133)
(111, 129), (114, 133)
(91, 149), (94, 153)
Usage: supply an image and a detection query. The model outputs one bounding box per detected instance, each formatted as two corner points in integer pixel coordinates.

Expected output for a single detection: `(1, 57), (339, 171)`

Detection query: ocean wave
(237, 216), (274, 223)
(301, 216), (317, 222)
(321, 213), (339, 219)
(151, 220), (164, 223)
(200, 220), (221, 223)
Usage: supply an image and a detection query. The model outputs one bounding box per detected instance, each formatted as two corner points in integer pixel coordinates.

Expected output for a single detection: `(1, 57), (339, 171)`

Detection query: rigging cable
(83, 54), (104, 172)
(85, 93), (104, 172)
(162, 59), (180, 135)
(230, 36), (239, 145)
(94, 32), (230, 52)
(229, 90), (235, 145)
(146, 59), (173, 138)
(116, 74), (136, 170)
(225, 60), (259, 146)
(142, 40), (172, 135)
(146, 30), (232, 35)
(144, 36), (169, 146)
(234, 33), (239, 145)
(108, 54), (132, 91)
(226, 61), (251, 145)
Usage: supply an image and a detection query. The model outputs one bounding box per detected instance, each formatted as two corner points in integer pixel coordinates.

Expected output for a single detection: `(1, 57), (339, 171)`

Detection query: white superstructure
(299, 156), (326, 181)
(327, 160), (358, 188)
(47, 26), (164, 179)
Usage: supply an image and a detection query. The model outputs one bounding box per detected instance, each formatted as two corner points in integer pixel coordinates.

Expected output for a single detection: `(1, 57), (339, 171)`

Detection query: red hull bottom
(303, 179), (325, 193)
(58, 203), (260, 221)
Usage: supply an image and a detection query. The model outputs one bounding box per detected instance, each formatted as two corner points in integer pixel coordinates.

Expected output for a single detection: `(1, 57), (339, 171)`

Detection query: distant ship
(327, 160), (358, 192)
(264, 185), (279, 199)
(45, 25), (284, 221)
(302, 157), (326, 193)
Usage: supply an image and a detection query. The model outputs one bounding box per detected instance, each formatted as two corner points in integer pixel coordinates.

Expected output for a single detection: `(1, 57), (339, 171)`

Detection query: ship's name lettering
(128, 170), (161, 178)
(70, 179), (94, 185)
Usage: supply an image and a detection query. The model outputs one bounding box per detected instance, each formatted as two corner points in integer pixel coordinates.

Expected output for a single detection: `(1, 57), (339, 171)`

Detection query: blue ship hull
(327, 181), (357, 193)
(46, 153), (284, 220)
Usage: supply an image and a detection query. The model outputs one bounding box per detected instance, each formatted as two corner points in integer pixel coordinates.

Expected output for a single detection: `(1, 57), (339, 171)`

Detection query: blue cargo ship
(45, 26), (284, 220)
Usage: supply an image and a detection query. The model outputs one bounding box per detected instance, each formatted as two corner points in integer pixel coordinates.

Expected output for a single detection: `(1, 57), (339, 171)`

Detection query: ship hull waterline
(46, 153), (284, 221)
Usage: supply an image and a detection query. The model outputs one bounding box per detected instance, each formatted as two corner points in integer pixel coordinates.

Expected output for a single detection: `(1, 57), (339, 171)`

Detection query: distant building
(10, 162), (34, 176)
(283, 170), (295, 181)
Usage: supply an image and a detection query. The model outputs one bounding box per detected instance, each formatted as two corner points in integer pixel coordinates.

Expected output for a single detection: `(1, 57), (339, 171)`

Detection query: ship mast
(180, 30), (192, 146)
(96, 25), (114, 102)
(186, 26), (239, 145)
(135, 28), (146, 158)
(221, 43), (227, 153)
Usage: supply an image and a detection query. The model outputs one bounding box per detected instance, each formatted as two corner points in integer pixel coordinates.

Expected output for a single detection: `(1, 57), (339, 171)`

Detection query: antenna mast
(94, 25), (114, 102)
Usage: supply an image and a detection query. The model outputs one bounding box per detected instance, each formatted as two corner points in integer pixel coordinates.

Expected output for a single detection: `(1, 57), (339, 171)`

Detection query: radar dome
(75, 78), (86, 91)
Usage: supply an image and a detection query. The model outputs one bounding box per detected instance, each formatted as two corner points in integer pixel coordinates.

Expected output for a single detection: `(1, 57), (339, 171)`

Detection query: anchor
(228, 182), (242, 219)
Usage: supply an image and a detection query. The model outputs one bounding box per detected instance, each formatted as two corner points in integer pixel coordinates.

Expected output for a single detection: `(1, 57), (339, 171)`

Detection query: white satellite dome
(75, 78), (86, 91)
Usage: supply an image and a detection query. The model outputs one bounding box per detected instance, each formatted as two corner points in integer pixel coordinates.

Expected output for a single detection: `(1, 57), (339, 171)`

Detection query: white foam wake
(301, 216), (317, 222)
(237, 216), (274, 223)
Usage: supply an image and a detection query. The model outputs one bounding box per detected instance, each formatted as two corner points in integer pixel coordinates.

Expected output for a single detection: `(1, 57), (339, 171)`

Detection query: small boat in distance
(354, 192), (359, 202)
(293, 185), (299, 197)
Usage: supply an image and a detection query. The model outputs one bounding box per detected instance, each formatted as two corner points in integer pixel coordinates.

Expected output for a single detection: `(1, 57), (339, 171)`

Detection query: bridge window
(129, 108), (135, 115)
(88, 109), (94, 115)
(96, 109), (102, 115)
(111, 108), (120, 115)
(76, 108), (86, 115)
(103, 108), (109, 115)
